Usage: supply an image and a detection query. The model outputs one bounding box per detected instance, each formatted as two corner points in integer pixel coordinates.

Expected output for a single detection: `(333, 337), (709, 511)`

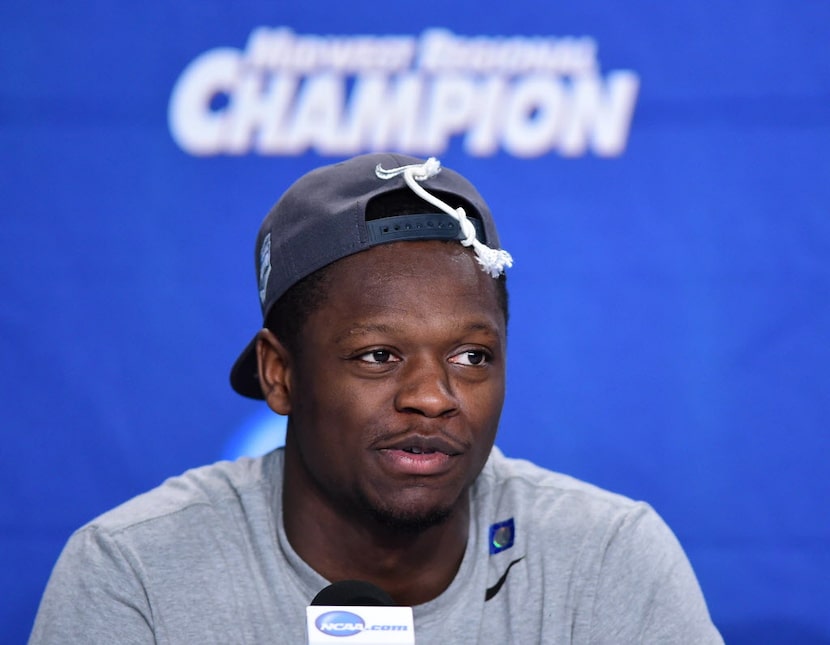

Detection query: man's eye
(358, 350), (397, 364)
(451, 350), (490, 366)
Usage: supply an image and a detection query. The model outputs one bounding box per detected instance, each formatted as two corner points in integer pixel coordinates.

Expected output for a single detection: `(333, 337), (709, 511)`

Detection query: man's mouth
(375, 435), (463, 475)
(402, 446), (429, 454)
(384, 435), (462, 456)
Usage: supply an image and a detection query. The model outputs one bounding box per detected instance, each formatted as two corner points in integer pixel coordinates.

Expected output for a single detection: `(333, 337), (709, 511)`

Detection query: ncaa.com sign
(169, 27), (640, 158)
(306, 606), (414, 644)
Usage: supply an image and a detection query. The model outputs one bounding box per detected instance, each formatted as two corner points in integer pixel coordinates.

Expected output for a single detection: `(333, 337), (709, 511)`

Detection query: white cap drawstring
(375, 158), (513, 278)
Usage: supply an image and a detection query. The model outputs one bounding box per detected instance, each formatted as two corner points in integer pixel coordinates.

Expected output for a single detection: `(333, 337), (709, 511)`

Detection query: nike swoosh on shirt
(484, 556), (525, 601)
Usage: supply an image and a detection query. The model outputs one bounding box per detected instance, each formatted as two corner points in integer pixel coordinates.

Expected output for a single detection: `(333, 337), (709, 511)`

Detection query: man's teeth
(404, 447), (430, 454)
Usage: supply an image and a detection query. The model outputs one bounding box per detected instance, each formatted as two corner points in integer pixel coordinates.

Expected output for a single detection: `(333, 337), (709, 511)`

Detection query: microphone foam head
(310, 580), (395, 606)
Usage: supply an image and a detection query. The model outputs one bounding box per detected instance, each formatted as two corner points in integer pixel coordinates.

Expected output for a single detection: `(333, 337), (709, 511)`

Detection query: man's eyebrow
(333, 324), (397, 344)
(464, 322), (501, 334)
(334, 321), (501, 344)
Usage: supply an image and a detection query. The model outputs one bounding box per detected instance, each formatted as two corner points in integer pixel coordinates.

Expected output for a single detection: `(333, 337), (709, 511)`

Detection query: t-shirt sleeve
(29, 526), (154, 644)
(587, 503), (723, 644)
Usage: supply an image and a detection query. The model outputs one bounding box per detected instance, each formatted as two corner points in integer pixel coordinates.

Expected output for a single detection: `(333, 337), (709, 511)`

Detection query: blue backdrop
(2, 2), (829, 642)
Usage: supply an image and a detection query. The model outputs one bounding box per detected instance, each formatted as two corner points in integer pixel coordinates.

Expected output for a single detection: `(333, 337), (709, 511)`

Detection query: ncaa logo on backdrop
(169, 27), (639, 158)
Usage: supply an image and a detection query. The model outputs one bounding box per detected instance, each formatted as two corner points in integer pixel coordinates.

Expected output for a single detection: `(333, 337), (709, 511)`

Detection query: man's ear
(256, 329), (293, 415)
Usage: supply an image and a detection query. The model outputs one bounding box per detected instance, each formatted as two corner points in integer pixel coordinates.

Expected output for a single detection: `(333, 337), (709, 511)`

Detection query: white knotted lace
(375, 158), (513, 278)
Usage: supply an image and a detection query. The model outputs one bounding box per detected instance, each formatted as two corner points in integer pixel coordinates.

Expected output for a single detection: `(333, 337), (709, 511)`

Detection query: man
(31, 153), (722, 642)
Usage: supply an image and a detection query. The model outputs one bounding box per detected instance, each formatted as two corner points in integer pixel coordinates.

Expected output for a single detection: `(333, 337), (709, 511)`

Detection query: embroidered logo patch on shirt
(488, 518), (515, 555)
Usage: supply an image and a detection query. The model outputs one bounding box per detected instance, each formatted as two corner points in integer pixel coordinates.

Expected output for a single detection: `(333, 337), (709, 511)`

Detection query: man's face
(279, 240), (506, 530)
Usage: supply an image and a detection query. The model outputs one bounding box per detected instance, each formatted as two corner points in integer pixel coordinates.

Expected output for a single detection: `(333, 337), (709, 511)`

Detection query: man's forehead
(316, 242), (505, 328)
(325, 240), (486, 283)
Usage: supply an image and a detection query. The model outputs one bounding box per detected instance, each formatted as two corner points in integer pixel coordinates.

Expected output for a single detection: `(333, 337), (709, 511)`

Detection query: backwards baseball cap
(230, 152), (512, 399)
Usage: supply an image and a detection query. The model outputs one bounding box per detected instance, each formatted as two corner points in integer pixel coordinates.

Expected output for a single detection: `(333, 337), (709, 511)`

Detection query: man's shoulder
(482, 446), (638, 504)
(80, 449), (284, 537)
(468, 449), (722, 644)
(476, 446), (649, 535)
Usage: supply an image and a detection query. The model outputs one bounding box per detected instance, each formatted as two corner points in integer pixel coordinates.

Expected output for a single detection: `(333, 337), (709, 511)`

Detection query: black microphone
(306, 580), (415, 644)
(311, 580), (396, 606)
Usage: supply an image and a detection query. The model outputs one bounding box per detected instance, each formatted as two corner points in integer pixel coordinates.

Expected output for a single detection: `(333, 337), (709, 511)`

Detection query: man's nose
(394, 356), (459, 418)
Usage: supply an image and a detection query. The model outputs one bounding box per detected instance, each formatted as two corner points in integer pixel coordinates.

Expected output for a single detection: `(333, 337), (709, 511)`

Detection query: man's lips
(374, 434), (464, 476)
(379, 434), (463, 456)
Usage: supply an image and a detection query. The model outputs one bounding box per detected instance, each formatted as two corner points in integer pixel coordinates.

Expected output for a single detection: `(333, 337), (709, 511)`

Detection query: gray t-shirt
(30, 447), (722, 643)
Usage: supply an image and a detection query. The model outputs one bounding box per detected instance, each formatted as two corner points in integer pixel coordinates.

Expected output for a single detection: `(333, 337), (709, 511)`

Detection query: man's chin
(367, 504), (453, 534)
(354, 483), (468, 534)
